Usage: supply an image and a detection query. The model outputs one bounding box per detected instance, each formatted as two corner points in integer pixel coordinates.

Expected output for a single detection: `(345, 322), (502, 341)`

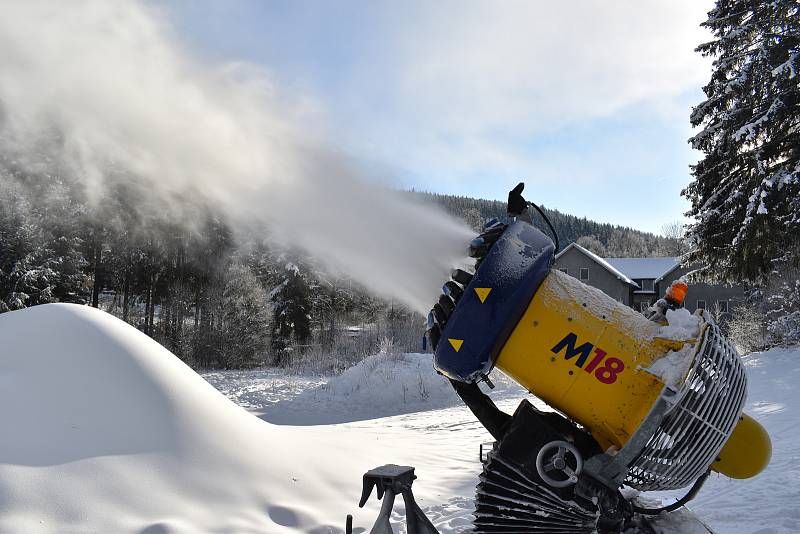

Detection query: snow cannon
(433, 220), (770, 496)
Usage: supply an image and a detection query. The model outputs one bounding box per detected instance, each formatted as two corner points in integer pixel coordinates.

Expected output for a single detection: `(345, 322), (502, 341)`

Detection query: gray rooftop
(604, 257), (680, 280)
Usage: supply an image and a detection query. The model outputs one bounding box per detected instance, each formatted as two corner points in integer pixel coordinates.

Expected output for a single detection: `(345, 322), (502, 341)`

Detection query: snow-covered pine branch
(683, 0), (800, 284)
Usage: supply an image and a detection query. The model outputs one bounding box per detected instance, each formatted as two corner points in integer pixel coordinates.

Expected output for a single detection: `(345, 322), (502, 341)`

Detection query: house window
(697, 300), (706, 310)
(559, 268), (569, 275)
(718, 300), (729, 314)
(633, 279), (655, 292)
(580, 268), (589, 281)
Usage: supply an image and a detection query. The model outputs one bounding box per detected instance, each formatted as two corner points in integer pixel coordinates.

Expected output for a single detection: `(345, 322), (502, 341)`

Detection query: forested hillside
(415, 191), (684, 257)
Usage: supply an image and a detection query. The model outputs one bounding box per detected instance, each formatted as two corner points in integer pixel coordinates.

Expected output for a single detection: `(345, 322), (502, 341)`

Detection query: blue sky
(160, 0), (714, 234)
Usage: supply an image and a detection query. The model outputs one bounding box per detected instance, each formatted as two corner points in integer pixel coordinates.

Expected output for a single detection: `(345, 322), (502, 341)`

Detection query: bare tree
(659, 221), (689, 256)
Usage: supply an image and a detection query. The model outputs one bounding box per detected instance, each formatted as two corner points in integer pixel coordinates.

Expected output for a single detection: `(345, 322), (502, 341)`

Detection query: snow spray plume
(0, 0), (473, 314)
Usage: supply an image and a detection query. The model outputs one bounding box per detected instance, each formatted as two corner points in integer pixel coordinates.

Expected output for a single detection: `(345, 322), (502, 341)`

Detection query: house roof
(604, 257), (681, 282)
(555, 243), (639, 288)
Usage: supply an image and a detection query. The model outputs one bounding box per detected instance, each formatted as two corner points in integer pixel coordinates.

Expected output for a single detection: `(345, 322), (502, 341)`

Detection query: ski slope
(0, 304), (796, 533)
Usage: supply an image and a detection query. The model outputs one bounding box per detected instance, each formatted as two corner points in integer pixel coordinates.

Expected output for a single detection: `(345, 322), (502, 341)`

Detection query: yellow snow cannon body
(433, 220), (770, 492)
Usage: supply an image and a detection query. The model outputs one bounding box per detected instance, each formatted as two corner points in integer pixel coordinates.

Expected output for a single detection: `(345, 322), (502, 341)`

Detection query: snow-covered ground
(1, 304), (797, 533)
(686, 347), (800, 533)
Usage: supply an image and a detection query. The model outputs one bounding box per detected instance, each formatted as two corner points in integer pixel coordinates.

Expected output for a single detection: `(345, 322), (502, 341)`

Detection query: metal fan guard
(625, 317), (747, 491)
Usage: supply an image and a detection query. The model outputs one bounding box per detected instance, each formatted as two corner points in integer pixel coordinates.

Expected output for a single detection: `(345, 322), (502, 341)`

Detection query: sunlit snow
(1, 304), (796, 533)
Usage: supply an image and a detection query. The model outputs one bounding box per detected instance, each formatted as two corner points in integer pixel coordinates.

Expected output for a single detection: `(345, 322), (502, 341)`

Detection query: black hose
(631, 470), (711, 516)
(527, 201), (560, 253)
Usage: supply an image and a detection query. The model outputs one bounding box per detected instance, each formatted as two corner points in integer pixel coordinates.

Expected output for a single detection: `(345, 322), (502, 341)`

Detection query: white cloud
(327, 0), (714, 180)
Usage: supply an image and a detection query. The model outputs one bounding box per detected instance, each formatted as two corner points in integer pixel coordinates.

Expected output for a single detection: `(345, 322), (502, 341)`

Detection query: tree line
(412, 190), (686, 257)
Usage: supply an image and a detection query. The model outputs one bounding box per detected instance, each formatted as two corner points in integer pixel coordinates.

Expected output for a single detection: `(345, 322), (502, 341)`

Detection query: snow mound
(223, 351), (461, 425)
(245, 351), (527, 426)
(319, 351), (460, 414)
(658, 308), (701, 341)
(0, 304), (408, 533)
(643, 342), (697, 387)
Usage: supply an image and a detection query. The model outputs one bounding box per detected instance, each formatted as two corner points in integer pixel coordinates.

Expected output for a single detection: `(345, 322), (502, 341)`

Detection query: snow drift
(2, 304), (796, 533)
(206, 350), (526, 427)
(0, 304), (469, 533)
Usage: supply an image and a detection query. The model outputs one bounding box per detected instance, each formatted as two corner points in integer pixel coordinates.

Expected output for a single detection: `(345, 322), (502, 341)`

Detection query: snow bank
(321, 351), (460, 412)
(4, 304), (796, 533)
(0, 304), (471, 533)
(224, 350), (525, 426)
(205, 351), (460, 425)
(681, 345), (800, 533)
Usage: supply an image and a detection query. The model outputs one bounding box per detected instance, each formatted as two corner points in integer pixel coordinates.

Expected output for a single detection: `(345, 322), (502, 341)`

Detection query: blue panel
(434, 221), (554, 382)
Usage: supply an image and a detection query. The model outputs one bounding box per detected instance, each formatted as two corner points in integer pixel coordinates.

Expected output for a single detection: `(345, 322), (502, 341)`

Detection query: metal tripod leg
(402, 488), (439, 534)
(370, 489), (396, 534)
(357, 464), (440, 534)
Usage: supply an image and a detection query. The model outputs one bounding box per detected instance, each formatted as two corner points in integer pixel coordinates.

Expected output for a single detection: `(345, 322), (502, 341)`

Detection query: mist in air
(0, 0), (474, 315)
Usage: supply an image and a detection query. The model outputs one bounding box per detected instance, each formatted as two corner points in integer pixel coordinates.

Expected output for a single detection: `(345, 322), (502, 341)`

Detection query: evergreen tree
(219, 264), (270, 368)
(684, 0), (800, 282)
(767, 279), (800, 345)
(0, 184), (43, 310)
(576, 235), (607, 256)
(270, 262), (312, 364)
(45, 180), (89, 304)
(462, 206), (486, 232)
(0, 174), (89, 311)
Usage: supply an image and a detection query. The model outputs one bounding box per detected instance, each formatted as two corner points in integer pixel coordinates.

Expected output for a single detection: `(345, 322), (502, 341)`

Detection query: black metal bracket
(355, 464), (439, 534)
(479, 442), (495, 464)
(581, 386), (680, 491)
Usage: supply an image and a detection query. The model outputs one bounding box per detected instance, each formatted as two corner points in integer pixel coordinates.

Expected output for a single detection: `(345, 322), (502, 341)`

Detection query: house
(553, 243), (744, 317)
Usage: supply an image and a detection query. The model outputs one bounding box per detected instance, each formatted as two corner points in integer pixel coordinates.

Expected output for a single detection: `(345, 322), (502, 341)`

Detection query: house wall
(660, 266), (746, 319)
(631, 289), (658, 312)
(553, 247), (746, 320)
(553, 247), (632, 305)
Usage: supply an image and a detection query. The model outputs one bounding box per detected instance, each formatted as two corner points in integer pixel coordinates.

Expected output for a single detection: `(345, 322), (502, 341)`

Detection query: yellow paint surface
(474, 287), (492, 303)
(713, 414), (771, 478)
(496, 271), (680, 449)
(448, 338), (464, 352)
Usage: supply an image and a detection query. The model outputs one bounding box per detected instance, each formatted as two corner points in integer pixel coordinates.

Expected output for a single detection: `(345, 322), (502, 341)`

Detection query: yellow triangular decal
(448, 338), (464, 352)
(474, 287), (492, 303)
